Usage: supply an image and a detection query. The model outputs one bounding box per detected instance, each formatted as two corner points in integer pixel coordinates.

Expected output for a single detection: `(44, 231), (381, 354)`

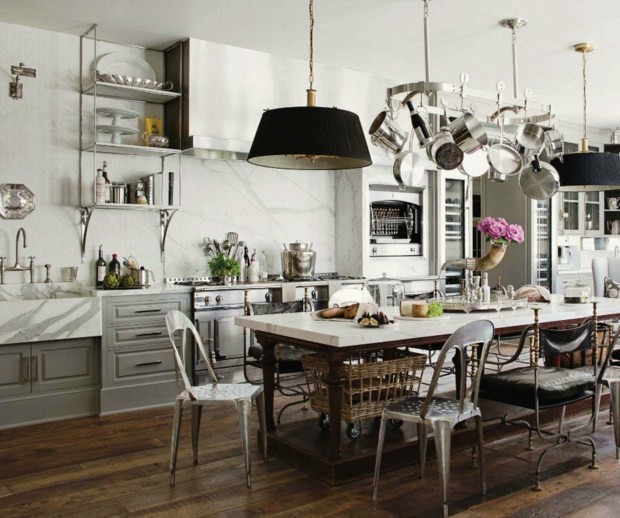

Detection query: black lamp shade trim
(552, 152), (620, 191)
(247, 106), (372, 170)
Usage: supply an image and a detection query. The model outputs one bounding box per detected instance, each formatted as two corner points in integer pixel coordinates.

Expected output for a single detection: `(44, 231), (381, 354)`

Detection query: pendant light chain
(582, 50), (587, 141)
(309, 0), (314, 91)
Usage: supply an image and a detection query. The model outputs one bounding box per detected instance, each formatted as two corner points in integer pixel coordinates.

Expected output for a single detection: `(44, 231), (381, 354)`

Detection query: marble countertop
(235, 295), (620, 349)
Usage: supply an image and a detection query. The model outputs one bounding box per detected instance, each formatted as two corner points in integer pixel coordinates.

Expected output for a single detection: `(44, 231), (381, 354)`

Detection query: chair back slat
(166, 311), (218, 397)
(419, 320), (494, 419)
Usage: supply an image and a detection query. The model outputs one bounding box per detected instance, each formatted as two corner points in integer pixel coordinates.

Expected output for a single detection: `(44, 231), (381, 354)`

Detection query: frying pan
(518, 156), (559, 200)
(393, 151), (425, 189)
(487, 137), (523, 176)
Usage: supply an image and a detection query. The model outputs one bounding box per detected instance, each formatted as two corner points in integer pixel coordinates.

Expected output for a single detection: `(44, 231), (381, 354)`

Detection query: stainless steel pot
(514, 123), (545, 157)
(543, 129), (564, 161)
(518, 157), (559, 200)
(447, 112), (488, 153)
(429, 130), (463, 170)
(458, 147), (489, 177)
(131, 266), (155, 286)
(369, 111), (408, 156)
(281, 242), (316, 279)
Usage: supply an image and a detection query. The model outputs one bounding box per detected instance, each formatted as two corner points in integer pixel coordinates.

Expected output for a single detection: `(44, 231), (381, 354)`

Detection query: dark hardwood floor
(1, 394), (620, 517)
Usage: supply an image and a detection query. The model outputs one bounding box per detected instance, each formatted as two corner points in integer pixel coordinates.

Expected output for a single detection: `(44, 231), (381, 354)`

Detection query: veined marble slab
(0, 284), (102, 344)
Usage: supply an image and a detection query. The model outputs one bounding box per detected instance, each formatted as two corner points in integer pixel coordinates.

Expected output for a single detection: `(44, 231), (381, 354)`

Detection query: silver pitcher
(281, 242), (316, 280)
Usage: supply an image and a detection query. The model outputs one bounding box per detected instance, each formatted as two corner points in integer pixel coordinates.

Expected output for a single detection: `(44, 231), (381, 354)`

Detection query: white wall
(0, 21), (337, 285)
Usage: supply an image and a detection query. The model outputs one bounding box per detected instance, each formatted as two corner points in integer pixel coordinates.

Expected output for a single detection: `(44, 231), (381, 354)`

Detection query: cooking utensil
(281, 242), (316, 279)
(222, 239), (231, 257)
(226, 232), (239, 245)
(513, 123), (545, 157)
(543, 128), (563, 161)
(458, 147), (489, 177)
(447, 112), (488, 153)
(518, 156), (559, 200)
(393, 150), (425, 188)
(369, 111), (409, 156)
(487, 82), (523, 177)
(488, 168), (507, 182)
(429, 129), (463, 170)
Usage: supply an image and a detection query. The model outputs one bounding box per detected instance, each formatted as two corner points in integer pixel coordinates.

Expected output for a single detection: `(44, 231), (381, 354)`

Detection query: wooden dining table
(235, 296), (620, 485)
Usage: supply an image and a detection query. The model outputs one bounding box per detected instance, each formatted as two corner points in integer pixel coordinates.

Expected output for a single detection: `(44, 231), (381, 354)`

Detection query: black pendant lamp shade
(247, 106), (372, 170)
(552, 152), (620, 191)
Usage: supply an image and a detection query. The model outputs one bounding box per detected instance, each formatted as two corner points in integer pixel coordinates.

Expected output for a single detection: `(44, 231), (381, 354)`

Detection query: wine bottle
(406, 100), (432, 145)
(95, 169), (105, 205)
(96, 245), (106, 288)
(109, 253), (121, 276)
(102, 161), (111, 203)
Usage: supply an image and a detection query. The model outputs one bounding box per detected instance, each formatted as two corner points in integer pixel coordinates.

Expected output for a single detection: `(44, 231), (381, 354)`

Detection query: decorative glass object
(563, 280), (590, 304)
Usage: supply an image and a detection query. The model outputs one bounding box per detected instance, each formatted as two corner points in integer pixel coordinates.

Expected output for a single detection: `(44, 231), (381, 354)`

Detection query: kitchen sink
(0, 283), (102, 344)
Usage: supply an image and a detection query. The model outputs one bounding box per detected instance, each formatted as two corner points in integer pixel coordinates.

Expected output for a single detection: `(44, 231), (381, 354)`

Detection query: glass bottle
(102, 161), (111, 203)
(481, 272), (491, 303)
(108, 253), (121, 276)
(95, 245), (106, 288)
(95, 168), (105, 205)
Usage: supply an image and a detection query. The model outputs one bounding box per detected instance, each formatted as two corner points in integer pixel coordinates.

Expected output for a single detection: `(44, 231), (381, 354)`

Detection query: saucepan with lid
(393, 150), (425, 189)
(281, 242), (316, 280)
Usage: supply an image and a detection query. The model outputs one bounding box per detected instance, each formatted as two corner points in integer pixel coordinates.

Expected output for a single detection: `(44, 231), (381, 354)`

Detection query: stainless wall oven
(369, 184), (423, 257)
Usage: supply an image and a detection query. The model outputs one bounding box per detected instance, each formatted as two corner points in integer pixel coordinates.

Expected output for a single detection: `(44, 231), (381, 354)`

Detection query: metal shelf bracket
(80, 206), (95, 263)
(160, 209), (178, 263)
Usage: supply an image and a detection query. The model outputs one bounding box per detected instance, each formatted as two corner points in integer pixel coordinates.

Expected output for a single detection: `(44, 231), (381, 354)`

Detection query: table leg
(259, 337), (277, 431)
(326, 354), (345, 460)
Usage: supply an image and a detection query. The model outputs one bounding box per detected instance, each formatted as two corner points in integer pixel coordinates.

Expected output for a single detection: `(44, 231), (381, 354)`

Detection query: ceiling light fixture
(552, 43), (620, 191)
(247, 0), (372, 170)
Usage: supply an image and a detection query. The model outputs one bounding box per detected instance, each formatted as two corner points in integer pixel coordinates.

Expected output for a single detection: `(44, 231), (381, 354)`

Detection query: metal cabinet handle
(21, 356), (30, 383)
(134, 309), (162, 314)
(31, 355), (38, 382)
(135, 331), (163, 337)
(136, 361), (163, 367)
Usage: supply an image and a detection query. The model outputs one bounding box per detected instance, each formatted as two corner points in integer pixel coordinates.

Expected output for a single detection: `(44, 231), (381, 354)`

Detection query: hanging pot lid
(519, 158), (559, 200)
(487, 140), (523, 176)
(393, 151), (425, 188)
(458, 147), (489, 177)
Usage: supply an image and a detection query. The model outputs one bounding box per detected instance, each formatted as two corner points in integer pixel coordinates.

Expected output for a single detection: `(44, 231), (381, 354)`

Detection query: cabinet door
(0, 344), (31, 398)
(560, 192), (581, 234)
(584, 191), (603, 236)
(31, 339), (99, 394)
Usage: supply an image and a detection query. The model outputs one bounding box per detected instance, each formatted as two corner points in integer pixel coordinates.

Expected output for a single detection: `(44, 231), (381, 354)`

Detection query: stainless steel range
(168, 274), (364, 383)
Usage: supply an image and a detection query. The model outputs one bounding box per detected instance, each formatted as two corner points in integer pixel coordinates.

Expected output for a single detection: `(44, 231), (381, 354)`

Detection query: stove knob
(311, 289), (317, 299)
(203, 296), (211, 306)
(265, 292), (272, 302)
(372, 247), (377, 255)
(215, 295), (223, 304)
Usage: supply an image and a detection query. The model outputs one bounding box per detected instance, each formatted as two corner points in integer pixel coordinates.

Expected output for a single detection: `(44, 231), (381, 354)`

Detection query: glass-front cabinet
(560, 192), (580, 234)
(559, 191), (603, 237)
(584, 192), (603, 236)
(533, 199), (551, 287)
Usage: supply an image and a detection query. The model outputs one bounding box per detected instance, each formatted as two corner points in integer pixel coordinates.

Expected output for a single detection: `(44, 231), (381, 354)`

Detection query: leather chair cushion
(481, 366), (595, 408)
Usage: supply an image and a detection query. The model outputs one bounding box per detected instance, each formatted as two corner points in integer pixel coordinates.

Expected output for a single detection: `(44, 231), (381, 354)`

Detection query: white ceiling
(1, 0), (620, 131)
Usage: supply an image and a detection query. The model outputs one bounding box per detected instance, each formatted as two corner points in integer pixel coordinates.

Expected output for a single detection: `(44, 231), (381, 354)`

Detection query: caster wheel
(346, 421), (362, 439)
(390, 419), (404, 429)
(318, 413), (330, 430)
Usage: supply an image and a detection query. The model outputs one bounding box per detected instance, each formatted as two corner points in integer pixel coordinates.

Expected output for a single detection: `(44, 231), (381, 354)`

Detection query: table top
(234, 295), (620, 349)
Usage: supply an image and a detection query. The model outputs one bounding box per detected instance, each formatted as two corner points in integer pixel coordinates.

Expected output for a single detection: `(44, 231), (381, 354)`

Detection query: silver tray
(0, 184), (35, 220)
(440, 297), (529, 313)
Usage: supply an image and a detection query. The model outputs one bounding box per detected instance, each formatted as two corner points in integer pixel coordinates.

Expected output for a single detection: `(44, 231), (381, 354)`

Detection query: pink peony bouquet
(477, 216), (524, 245)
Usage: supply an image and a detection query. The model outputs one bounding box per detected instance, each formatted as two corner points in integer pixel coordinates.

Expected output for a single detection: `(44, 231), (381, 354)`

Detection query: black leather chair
(244, 300), (311, 424)
(480, 303), (600, 491)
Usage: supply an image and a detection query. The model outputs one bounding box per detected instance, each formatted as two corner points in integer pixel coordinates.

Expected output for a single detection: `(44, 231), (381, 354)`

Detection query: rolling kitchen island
(235, 296), (620, 485)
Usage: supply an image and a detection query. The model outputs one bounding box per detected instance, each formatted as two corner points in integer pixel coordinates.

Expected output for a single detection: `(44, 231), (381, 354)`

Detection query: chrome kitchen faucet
(0, 227), (35, 284)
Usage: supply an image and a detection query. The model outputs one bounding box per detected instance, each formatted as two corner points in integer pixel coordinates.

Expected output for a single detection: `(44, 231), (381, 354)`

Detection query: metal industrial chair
(165, 310), (267, 488)
(480, 303), (600, 491)
(245, 300), (312, 424)
(594, 323), (620, 459)
(373, 320), (495, 518)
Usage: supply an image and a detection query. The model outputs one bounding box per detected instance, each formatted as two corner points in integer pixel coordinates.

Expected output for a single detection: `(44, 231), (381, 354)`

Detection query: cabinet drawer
(105, 296), (188, 326)
(108, 345), (176, 385)
(108, 323), (168, 348)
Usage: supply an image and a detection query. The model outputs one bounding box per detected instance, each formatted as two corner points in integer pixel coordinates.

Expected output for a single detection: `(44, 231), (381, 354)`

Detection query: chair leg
(609, 381), (620, 460)
(475, 415), (486, 496)
(236, 398), (252, 488)
(170, 397), (184, 487)
(372, 412), (389, 502)
(557, 405), (566, 445)
(256, 391), (268, 461)
(433, 421), (452, 518)
(418, 423), (428, 479)
(191, 405), (203, 464)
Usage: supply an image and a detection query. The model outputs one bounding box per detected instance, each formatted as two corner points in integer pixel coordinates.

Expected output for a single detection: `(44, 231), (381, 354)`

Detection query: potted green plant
(208, 253), (241, 285)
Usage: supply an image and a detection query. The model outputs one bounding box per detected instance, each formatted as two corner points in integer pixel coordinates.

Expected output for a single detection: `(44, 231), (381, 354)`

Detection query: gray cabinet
(0, 338), (99, 429)
(100, 293), (189, 414)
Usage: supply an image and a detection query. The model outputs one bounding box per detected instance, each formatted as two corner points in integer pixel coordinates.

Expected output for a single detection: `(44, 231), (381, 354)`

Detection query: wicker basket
(301, 352), (427, 424)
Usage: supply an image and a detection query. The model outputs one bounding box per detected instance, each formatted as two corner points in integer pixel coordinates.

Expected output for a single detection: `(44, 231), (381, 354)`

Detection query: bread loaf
(400, 300), (429, 318)
(343, 303), (360, 319)
(320, 307), (346, 319)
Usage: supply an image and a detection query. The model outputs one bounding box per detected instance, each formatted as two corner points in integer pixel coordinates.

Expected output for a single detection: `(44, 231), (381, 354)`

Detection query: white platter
(92, 52), (156, 82)
(395, 314), (450, 321)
